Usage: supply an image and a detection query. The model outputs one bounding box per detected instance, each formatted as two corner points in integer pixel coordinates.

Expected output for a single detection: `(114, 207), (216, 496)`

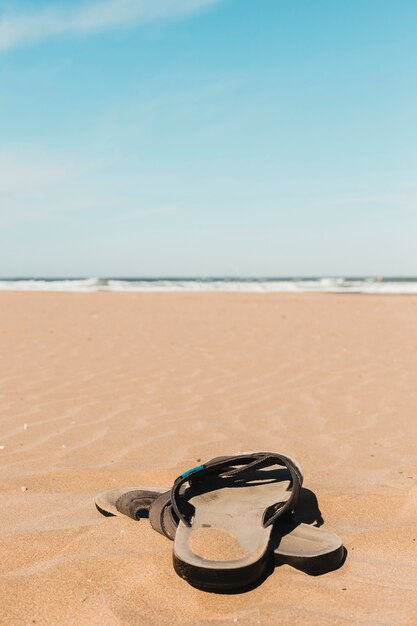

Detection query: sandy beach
(1, 292), (416, 625)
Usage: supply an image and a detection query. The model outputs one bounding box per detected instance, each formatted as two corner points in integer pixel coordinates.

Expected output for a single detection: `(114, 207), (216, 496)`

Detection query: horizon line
(1, 276), (417, 281)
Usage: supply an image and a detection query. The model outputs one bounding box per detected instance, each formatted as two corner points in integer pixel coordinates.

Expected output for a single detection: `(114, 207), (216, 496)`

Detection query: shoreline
(2, 277), (417, 295)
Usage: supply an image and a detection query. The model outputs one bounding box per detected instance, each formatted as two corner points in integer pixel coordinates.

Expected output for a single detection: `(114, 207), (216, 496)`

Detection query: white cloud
(0, 0), (221, 51)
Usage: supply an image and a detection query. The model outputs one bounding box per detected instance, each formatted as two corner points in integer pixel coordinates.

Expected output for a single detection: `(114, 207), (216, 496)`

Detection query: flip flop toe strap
(170, 452), (303, 529)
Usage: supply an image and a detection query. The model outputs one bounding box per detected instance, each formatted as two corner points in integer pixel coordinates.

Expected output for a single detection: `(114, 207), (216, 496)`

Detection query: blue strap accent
(180, 464), (205, 479)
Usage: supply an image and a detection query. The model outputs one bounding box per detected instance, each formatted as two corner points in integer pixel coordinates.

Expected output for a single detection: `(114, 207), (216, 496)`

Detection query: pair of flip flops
(95, 452), (344, 592)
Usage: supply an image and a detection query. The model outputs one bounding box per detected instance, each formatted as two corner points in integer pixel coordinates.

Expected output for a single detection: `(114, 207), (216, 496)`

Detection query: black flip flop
(169, 452), (304, 591)
(95, 454), (343, 588)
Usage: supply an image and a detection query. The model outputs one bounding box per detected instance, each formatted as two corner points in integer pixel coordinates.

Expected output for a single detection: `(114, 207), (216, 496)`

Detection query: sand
(188, 527), (247, 562)
(0, 292), (416, 625)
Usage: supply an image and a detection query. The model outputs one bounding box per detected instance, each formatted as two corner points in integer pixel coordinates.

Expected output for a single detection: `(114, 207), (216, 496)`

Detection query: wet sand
(0, 292), (416, 625)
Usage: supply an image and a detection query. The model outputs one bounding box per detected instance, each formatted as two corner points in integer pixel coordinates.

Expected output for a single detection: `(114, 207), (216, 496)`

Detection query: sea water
(1, 277), (417, 293)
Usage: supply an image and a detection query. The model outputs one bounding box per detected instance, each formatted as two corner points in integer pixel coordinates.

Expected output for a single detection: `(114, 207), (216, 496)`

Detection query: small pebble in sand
(0, 445), (5, 450)
(61, 444), (66, 449)
(21, 486), (27, 492)
(24, 423), (29, 430)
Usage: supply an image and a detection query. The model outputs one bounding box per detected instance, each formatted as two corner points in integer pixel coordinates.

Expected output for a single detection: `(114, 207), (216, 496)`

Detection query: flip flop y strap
(170, 452), (303, 529)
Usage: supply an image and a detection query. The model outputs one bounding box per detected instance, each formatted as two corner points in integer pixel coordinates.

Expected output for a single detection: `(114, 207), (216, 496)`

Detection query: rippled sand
(1, 292), (416, 625)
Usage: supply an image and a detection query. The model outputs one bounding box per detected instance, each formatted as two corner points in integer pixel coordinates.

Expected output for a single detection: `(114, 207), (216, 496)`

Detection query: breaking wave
(1, 277), (417, 293)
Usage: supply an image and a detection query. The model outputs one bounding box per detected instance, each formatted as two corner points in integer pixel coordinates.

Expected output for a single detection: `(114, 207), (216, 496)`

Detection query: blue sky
(1, 0), (416, 277)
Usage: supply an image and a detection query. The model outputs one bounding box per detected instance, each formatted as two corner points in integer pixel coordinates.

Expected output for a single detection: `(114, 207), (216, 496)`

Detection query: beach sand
(1, 292), (416, 625)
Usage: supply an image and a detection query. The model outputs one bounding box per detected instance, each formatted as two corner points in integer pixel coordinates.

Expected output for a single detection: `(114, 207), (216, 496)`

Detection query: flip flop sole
(275, 542), (345, 575)
(171, 473), (293, 592)
(273, 522), (344, 574)
(172, 547), (273, 592)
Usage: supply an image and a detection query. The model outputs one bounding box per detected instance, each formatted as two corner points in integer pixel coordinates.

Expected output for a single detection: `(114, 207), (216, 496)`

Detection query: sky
(0, 0), (416, 277)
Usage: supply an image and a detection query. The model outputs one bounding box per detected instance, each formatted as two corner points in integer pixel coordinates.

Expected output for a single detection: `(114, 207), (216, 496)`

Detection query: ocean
(1, 277), (417, 293)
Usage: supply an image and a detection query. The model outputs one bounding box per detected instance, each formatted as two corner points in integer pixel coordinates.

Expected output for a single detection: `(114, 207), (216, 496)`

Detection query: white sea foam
(0, 277), (417, 293)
